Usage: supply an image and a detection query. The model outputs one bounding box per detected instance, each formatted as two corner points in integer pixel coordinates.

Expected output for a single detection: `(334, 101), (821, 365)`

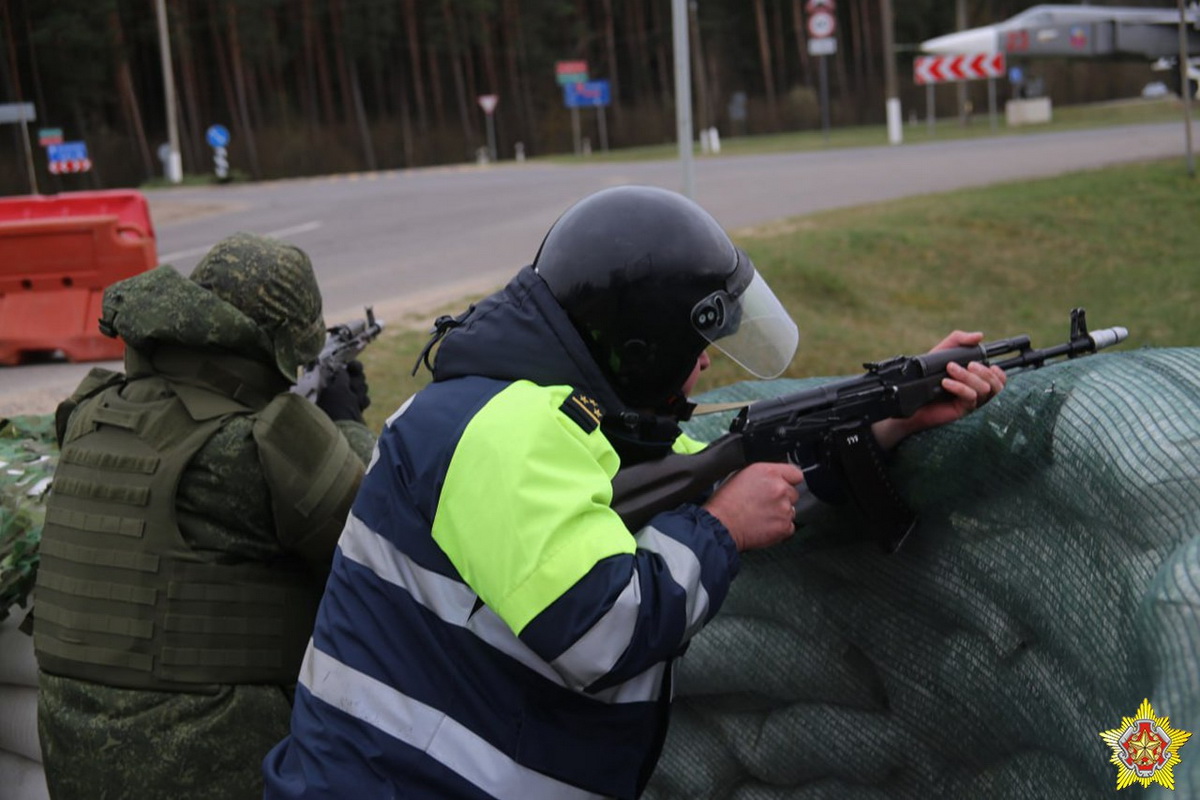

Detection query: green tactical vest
(33, 347), (349, 692)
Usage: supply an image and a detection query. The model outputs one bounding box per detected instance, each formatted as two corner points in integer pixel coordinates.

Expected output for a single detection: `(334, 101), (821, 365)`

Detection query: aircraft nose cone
(921, 27), (999, 55)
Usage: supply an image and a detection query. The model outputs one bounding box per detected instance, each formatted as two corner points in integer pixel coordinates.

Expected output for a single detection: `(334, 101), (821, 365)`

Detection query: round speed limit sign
(807, 10), (836, 38)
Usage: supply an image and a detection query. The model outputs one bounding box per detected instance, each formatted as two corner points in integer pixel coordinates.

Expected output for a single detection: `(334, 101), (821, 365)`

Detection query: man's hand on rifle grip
(703, 462), (805, 551)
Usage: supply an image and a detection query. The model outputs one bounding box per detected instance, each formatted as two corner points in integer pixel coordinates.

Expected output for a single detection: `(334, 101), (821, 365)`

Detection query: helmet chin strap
(659, 392), (697, 421)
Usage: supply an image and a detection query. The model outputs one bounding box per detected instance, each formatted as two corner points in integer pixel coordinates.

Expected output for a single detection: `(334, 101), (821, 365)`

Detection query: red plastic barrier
(0, 190), (157, 365)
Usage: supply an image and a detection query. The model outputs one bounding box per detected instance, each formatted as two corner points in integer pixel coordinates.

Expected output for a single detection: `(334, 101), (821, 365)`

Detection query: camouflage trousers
(38, 672), (293, 800)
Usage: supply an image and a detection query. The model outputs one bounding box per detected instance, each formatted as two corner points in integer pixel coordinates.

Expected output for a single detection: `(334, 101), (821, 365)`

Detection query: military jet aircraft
(921, 4), (1200, 97)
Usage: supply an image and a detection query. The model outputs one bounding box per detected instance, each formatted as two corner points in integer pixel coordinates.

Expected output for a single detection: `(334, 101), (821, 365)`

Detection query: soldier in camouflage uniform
(32, 232), (376, 800)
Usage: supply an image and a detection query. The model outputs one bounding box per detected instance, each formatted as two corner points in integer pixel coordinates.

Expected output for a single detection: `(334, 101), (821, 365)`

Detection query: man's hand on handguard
(703, 462), (805, 551)
(872, 330), (1008, 451)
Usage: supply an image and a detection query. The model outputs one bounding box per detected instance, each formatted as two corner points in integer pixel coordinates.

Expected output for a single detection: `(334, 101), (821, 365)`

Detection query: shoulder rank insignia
(560, 391), (603, 433)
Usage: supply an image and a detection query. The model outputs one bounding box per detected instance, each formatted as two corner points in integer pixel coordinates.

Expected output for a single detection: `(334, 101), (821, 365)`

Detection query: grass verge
(360, 156), (1198, 432)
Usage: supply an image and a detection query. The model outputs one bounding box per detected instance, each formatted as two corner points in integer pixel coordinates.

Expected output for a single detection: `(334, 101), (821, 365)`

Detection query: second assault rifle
(612, 308), (1127, 552)
(292, 307), (384, 403)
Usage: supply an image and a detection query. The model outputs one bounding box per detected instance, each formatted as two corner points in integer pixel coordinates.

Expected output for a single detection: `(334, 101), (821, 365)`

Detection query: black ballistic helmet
(534, 185), (798, 411)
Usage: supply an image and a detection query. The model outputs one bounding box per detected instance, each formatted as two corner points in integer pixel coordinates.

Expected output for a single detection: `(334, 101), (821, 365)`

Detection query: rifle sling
(825, 422), (917, 553)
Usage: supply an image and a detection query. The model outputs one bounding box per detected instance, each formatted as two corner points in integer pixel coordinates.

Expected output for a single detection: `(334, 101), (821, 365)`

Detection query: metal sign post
(914, 53), (1006, 132)
(556, 61), (589, 157)
(563, 81), (611, 156)
(0, 102), (38, 194)
(206, 124), (231, 181)
(671, 0), (694, 198)
(806, 0), (838, 142)
(478, 94), (499, 161)
(1180, 0), (1195, 177)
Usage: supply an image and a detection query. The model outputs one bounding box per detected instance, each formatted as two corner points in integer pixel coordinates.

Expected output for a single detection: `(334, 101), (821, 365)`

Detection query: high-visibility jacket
(264, 267), (742, 799)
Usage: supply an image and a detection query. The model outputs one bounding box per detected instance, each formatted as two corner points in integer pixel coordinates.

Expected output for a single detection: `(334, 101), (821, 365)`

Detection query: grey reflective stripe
(338, 514), (663, 704)
(300, 643), (608, 800)
(634, 525), (711, 640)
(550, 573), (640, 690)
(367, 395), (414, 475)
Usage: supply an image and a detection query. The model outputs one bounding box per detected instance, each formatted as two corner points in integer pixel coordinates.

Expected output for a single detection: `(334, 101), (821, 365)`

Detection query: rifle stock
(611, 308), (1127, 552)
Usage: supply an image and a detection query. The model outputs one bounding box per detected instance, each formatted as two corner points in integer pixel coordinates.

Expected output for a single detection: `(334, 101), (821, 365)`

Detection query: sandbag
(0, 606), (37, 686)
(0, 750), (50, 800)
(648, 347), (1200, 799)
(0, 684), (41, 763)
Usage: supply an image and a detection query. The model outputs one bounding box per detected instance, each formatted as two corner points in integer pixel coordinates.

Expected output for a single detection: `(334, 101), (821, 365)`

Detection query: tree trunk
(504, 0), (540, 154)
(223, 1), (261, 178)
(500, 0), (525, 148)
(172, 0), (205, 172)
(753, 0), (779, 128)
(627, 0), (651, 103)
(328, 0), (358, 129)
(601, 0), (621, 124)
(441, 0), (475, 157)
(109, 9), (156, 181)
(651, 0), (672, 109)
(771, 0), (787, 96)
(791, 0), (813, 88)
(309, 0), (338, 125)
(403, 0), (429, 131)
(299, 0), (324, 134)
(350, 66), (377, 171)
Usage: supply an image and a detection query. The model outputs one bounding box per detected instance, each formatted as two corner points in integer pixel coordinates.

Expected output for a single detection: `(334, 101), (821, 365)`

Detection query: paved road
(0, 121), (1187, 414)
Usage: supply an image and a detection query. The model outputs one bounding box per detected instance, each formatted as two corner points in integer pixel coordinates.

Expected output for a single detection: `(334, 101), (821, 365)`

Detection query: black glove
(317, 360), (371, 423)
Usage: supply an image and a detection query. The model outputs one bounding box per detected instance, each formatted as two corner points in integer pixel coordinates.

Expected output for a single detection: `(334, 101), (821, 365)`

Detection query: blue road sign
(206, 124), (231, 148)
(47, 141), (88, 163)
(563, 80), (611, 108)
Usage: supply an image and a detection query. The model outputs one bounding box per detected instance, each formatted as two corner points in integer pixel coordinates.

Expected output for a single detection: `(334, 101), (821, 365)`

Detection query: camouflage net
(0, 416), (55, 623)
(646, 347), (1200, 799)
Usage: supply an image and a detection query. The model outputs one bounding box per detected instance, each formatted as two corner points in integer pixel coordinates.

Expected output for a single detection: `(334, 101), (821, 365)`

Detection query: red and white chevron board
(914, 53), (1006, 85)
(49, 158), (92, 174)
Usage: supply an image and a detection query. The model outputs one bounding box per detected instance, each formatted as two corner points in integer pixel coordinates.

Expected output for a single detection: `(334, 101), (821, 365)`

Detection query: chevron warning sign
(914, 53), (1006, 85)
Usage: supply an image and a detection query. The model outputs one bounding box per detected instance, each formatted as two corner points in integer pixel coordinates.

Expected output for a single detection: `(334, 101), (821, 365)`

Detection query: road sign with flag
(914, 53), (1006, 85)
(47, 141), (91, 174)
(563, 80), (610, 108)
(556, 60), (589, 85)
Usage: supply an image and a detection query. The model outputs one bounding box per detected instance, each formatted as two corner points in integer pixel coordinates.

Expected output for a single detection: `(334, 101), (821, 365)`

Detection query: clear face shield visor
(689, 253), (799, 378)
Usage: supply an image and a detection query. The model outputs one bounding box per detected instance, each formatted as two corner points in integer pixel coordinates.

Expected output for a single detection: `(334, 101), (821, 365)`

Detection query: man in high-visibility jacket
(262, 186), (1004, 799)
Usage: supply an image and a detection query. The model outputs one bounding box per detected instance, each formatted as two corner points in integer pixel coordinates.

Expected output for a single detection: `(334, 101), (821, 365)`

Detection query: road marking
(159, 220), (323, 264)
(264, 220), (323, 239)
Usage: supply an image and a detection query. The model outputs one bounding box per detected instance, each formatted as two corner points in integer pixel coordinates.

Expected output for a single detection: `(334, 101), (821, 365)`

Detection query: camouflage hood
(100, 233), (326, 381)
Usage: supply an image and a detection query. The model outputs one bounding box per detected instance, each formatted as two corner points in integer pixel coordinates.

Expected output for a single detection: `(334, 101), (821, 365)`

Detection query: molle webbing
(34, 379), (319, 691)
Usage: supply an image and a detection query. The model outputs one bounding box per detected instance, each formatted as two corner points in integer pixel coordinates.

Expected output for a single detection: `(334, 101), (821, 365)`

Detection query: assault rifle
(612, 308), (1127, 553)
(293, 307), (384, 403)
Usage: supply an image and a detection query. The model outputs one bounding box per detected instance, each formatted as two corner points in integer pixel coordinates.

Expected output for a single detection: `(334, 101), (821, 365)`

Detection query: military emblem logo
(1099, 699), (1191, 790)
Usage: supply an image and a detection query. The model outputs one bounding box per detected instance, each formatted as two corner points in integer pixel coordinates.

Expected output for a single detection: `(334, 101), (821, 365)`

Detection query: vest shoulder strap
(253, 393), (364, 564)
